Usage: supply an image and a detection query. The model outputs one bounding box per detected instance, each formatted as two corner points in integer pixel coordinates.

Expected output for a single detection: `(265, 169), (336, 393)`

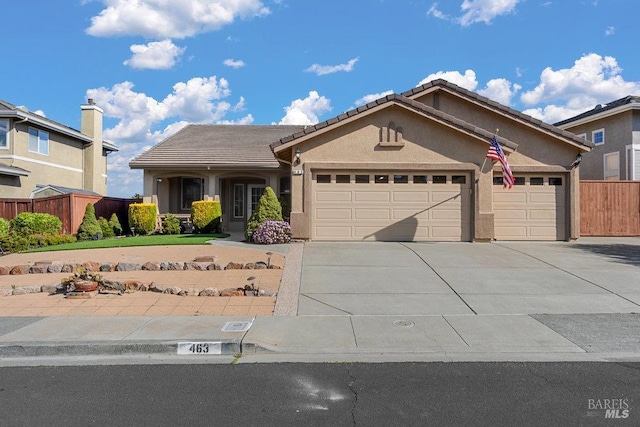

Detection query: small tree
(77, 203), (102, 241)
(109, 213), (123, 236)
(98, 217), (115, 238)
(245, 187), (283, 239)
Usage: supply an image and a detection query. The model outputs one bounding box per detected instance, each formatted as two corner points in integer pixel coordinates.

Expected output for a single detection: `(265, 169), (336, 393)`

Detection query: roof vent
(594, 104), (602, 110)
(87, 98), (96, 105)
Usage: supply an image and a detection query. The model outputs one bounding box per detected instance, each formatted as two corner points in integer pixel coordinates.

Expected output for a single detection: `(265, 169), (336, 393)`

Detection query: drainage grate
(392, 319), (415, 328)
(221, 321), (253, 332)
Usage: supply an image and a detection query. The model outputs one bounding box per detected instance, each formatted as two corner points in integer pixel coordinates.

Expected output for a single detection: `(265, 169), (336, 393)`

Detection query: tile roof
(554, 95), (640, 126)
(271, 79), (592, 152)
(129, 124), (305, 169)
(32, 184), (101, 196)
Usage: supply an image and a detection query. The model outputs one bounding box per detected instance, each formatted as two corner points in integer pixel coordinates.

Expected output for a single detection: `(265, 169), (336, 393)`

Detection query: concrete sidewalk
(1, 237), (640, 364)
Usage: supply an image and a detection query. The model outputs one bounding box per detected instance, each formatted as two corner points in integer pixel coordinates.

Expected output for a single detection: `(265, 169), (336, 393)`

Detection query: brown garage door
(493, 174), (566, 240)
(312, 171), (472, 241)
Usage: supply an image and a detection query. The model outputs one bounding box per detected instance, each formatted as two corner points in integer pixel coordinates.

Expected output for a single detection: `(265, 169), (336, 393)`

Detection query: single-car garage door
(493, 174), (566, 240)
(312, 171), (472, 241)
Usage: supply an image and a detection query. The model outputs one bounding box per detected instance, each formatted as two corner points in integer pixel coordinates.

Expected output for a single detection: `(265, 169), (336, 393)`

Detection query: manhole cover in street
(393, 320), (415, 328)
(221, 321), (253, 332)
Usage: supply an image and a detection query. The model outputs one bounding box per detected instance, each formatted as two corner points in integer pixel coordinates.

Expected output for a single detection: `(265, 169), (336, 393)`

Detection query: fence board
(580, 181), (640, 236)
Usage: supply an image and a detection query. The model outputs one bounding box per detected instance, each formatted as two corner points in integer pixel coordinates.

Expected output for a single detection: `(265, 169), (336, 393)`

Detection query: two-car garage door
(312, 171), (472, 241)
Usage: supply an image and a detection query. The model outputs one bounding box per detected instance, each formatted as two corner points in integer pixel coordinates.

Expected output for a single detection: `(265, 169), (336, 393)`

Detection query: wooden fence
(0, 194), (137, 235)
(580, 181), (640, 236)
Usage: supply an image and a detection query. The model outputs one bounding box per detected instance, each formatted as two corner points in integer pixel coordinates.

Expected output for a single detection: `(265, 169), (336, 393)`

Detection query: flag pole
(480, 128), (499, 172)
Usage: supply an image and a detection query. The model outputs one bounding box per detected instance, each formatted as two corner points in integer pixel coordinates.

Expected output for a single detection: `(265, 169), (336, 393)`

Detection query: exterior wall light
(294, 148), (301, 166)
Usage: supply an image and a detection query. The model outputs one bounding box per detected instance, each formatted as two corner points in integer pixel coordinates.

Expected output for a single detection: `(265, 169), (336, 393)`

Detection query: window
(355, 175), (369, 183)
(452, 175), (466, 184)
(28, 127), (49, 155)
(0, 120), (8, 149)
(493, 176), (503, 186)
(604, 152), (620, 180)
(336, 175), (350, 183)
(374, 175), (389, 183)
(316, 175), (331, 183)
(514, 177), (525, 185)
(181, 177), (203, 210)
(592, 129), (605, 146)
(432, 175), (446, 184)
(530, 177), (544, 186)
(549, 177), (563, 186)
(413, 175), (428, 184)
(393, 175), (408, 184)
(233, 184), (245, 218)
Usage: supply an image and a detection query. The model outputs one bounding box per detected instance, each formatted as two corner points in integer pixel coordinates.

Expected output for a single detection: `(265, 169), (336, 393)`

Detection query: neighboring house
(131, 79), (592, 242)
(0, 99), (118, 198)
(555, 95), (640, 181)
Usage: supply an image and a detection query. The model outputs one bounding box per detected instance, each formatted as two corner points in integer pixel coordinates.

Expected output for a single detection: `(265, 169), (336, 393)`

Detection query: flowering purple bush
(251, 221), (292, 244)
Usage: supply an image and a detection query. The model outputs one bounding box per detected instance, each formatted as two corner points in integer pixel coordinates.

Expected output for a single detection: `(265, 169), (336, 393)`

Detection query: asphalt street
(1, 362), (638, 426)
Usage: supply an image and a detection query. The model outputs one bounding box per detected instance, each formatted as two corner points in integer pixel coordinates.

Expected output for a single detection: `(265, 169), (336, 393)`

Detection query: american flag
(486, 135), (514, 189)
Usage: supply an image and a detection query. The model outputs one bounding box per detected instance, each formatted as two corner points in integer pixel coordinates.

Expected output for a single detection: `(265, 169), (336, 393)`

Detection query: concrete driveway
(298, 237), (640, 316)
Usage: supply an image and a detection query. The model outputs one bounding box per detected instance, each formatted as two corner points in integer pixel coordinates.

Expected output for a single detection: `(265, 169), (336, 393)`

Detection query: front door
(247, 185), (266, 219)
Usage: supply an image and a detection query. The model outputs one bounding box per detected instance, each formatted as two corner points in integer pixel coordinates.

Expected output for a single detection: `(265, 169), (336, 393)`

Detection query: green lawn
(24, 233), (230, 253)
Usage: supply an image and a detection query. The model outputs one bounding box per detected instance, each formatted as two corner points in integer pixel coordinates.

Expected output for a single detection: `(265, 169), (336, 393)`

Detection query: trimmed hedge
(10, 212), (62, 237)
(0, 217), (9, 236)
(128, 203), (157, 235)
(191, 200), (222, 233)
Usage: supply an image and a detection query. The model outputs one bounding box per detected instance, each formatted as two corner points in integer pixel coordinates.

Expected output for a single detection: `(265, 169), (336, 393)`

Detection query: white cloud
(520, 53), (640, 123)
(87, 75), (246, 197)
(123, 40), (185, 70)
(427, 3), (448, 19)
(223, 58), (246, 68)
(305, 58), (359, 76)
(353, 90), (394, 107)
(477, 78), (521, 106)
(86, 0), (270, 39)
(457, 0), (522, 26)
(279, 91), (331, 125)
(605, 26), (615, 36)
(417, 69), (479, 91)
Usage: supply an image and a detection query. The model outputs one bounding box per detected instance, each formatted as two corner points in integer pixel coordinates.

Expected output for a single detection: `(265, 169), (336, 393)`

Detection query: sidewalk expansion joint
(300, 294), (354, 315)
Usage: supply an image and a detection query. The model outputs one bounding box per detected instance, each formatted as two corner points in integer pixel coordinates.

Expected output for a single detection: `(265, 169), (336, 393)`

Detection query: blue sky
(3, 0), (639, 197)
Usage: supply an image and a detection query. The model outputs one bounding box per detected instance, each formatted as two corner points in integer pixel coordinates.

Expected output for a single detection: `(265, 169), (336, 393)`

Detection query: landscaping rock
(163, 286), (182, 295)
(225, 262), (244, 270)
(164, 262), (184, 271)
(12, 286), (41, 295)
(41, 283), (60, 295)
(9, 265), (30, 275)
(206, 263), (223, 271)
(220, 288), (245, 297)
(148, 283), (166, 293)
(47, 263), (64, 273)
(83, 261), (102, 272)
(0, 266), (9, 275)
(199, 287), (219, 297)
(255, 261), (268, 269)
(100, 263), (115, 272)
(29, 265), (48, 274)
(61, 264), (76, 273)
(102, 280), (126, 293)
(183, 262), (209, 271)
(123, 280), (147, 292)
(116, 262), (142, 272)
(244, 263), (256, 270)
(268, 264), (282, 269)
(185, 287), (200, 296)
(142, 262), (161, 271)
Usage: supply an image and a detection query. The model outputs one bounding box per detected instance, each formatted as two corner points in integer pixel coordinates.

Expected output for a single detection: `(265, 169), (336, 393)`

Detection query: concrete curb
(273, 242), (303, 316)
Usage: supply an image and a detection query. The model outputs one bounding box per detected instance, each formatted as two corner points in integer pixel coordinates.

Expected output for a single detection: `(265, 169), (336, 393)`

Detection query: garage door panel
(313, 171), (471, 242)
(316, 208), (352, 220)
(354, 209), (390, 220)
(354, 192), (390, 202)
(316, 191), (352, 202)
(493, 176), (566, 241)
(393, 192), (428, 202)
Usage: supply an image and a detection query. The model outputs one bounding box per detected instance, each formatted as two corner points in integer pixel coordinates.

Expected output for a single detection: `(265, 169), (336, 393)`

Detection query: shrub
(109, 213), (123, 236)
(191, 200), (222, 233)
(163, 213), (181, 234)
(10, 212), (62, 237)
(0, 217), (9, 235)
(251, 220), (292, 244)
(98, 217), (115, 238)
(128, 203), (157, 235)
(77, 203), (102, 241)
(245, 187), (283, 239)
(39, 233), (76, 246)
(0, 232), (30, 253)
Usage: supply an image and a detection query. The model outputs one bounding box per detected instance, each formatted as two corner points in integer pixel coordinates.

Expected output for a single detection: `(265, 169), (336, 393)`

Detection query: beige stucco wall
(287, 100), (583, 241)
